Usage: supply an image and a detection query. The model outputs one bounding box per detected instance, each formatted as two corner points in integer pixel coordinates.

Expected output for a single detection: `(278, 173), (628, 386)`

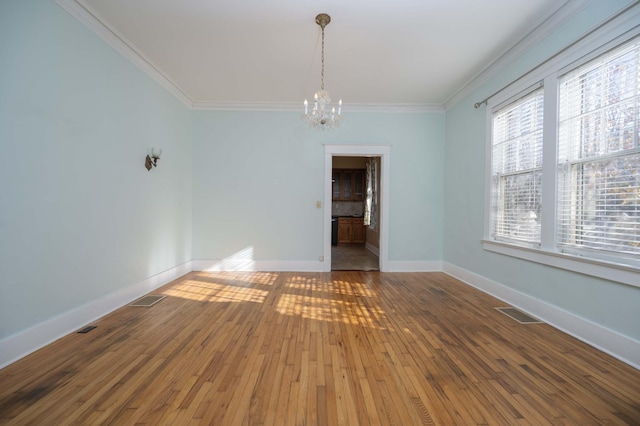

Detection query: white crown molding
(444, 0), (592, 110)
(450, 1), (640, 112)
(54, 0), (194, 108)
(346, 103), (444, 113)
(54, 0), (446, 113)
(191, 101), (302, 112)
(53, 0), (631, 114)
(443, 262), (640, 370)
(0, 261), (192, 369)
(191, 101), (444, 113)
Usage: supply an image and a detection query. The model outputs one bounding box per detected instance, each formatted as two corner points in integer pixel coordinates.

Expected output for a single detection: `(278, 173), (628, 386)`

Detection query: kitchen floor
(331, 245), (379, 271)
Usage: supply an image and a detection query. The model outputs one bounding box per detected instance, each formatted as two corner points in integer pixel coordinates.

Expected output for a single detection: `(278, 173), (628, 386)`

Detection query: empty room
(1, 0), (639, 424)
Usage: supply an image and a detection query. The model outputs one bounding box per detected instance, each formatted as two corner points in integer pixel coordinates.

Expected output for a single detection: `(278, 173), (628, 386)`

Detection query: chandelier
(302, 13), (343, 130)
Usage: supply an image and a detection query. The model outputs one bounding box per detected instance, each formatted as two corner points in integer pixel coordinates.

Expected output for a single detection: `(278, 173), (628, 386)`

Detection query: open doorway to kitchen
(331, 156), (380, 271)
(323, 145), (390, 272)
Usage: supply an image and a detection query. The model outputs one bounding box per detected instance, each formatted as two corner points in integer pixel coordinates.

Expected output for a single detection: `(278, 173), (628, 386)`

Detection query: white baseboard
(192, 259), (324, 272)
(443, 262), (640, 370)
(386, 260), (443, 272)
(4, 258), (637, 372)
(0, 261), (192, 369)
(365, 243), (379, 256)
(193, 258), (441, 273)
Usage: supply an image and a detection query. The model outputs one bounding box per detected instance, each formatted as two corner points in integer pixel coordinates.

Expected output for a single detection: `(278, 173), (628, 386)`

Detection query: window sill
(482, 239), (640, 288)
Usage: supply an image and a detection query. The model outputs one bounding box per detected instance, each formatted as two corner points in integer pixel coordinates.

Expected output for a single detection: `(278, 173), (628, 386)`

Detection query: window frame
(556, 42), (640, 262)
(483, 25), (640, 288)
(489, 85), (545, 248)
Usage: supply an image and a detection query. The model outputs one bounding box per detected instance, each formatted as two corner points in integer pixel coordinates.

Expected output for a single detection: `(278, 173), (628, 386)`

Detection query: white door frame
(324, 144), (390, 272)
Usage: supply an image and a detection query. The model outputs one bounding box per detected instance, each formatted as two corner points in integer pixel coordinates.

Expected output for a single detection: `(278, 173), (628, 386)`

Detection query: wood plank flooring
(1, 271), (639, 425)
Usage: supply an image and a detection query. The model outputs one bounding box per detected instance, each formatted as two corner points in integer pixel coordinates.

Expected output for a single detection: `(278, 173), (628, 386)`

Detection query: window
(490, 88), (544, 246)
(484, 34), (640, 286)
(557, 40), (640, 261)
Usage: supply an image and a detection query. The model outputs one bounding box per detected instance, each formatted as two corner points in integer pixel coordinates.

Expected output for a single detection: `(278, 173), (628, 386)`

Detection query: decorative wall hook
(145, 147), (162, 171)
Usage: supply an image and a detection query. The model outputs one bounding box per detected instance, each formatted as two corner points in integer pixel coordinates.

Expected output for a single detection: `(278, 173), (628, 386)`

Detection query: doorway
(331, 156), (380, 271)
(323, 145), (390, 272)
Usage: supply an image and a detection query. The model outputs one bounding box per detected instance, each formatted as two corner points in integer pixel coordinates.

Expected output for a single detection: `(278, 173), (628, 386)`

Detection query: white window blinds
(491, 87), (544, 245)
(558, 38), (640, 258)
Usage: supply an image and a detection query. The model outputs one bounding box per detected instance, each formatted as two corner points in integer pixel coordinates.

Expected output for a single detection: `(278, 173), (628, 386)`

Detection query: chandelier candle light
(302, 13), (343, 130)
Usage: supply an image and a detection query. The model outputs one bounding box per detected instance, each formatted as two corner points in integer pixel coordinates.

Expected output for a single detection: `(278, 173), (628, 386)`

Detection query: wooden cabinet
(332, 169), (365, 201)
(337, 217), (366, 245)
(351, 219), (365, 244)
(337, 218), (352, 244)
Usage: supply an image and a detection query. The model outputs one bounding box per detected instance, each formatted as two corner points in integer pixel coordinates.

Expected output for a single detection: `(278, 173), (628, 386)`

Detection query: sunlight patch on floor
(164, 279), (268, 303)
(276, 294), (386, 329)
(192, 271), (278, 286)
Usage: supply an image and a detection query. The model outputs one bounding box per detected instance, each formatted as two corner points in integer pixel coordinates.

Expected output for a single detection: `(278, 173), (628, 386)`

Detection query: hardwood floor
(331, 245), (379, 271)
(1, 271), (639, 425)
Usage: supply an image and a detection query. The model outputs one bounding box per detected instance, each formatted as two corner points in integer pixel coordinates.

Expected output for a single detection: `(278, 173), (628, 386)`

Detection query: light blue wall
(443, 0), (640, 340)
(5, 0), (634, 361)
(192, 111), (445, 263)
(0, 0), (192, 338)
(0, 0), (444, 347)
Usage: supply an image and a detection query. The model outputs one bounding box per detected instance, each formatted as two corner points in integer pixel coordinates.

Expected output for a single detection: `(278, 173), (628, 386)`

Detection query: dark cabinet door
(342, 171), (352, 200)
(353, 170), (365, 200)
(332, 171), (341, 200)
(332, 169), (365, 200)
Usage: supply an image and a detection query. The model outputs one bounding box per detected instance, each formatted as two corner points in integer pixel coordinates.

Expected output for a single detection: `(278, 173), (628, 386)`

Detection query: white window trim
(482, 239), (639, 287)
(482, 11), (640, 289)
(489, 85), (545, 248)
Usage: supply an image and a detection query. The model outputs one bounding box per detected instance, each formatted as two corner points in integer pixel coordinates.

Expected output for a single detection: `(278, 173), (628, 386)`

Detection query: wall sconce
(145, 147), (162, 171)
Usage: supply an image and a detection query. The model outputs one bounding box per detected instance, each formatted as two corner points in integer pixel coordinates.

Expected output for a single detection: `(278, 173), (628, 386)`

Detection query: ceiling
(73, 0), (571, 109)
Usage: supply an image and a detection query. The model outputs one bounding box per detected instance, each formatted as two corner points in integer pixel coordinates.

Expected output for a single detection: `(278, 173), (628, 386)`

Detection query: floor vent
(495, 307), (543, 324)
(77, 325), (97, 334)
(129, 295), (166, 307)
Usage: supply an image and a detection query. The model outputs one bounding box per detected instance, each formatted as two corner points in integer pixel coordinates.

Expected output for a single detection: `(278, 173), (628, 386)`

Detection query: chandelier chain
(320, 25), (325, 91)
